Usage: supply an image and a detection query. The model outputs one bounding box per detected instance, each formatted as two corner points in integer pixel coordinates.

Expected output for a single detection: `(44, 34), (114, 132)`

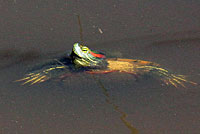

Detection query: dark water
(0, 1), (200, 134)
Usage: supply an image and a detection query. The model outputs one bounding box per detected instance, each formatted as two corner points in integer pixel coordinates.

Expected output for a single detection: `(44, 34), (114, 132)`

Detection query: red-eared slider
(17, 43), (197, 87)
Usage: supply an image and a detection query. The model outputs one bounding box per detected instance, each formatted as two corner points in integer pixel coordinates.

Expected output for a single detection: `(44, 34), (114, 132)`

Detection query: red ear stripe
(90, 51), (106, 58)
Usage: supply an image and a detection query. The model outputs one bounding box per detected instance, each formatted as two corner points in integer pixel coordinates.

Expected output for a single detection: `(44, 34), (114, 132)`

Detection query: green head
(70, 43), (107, 68)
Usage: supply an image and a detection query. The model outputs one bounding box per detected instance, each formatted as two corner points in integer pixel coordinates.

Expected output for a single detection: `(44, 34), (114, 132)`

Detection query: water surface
(0, 1), (200, 134)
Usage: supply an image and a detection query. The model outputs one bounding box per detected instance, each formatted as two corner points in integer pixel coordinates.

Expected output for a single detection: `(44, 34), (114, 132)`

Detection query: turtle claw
(16, 65), (67, 85)
(136, 65), (197, 88)
(161, 73), (197, 88)
(16, 73), (50, 85)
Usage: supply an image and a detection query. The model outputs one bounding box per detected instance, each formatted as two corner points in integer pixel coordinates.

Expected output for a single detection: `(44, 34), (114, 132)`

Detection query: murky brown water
(0, 1), (200, 134)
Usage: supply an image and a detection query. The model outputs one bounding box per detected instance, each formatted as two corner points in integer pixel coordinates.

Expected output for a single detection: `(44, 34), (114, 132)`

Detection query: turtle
(16, 43), (197, 87)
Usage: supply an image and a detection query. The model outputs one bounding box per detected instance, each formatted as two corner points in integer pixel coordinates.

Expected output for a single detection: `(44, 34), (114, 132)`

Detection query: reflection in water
(94, 76), (139, 134)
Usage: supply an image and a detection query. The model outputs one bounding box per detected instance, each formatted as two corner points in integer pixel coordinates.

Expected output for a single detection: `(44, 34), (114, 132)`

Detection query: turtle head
(70, 43), (107, 68)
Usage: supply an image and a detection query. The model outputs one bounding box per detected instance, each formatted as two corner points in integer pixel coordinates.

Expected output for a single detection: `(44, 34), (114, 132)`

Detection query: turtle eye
(82, 47), (88, 52)
(82, 49), (88, 53)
